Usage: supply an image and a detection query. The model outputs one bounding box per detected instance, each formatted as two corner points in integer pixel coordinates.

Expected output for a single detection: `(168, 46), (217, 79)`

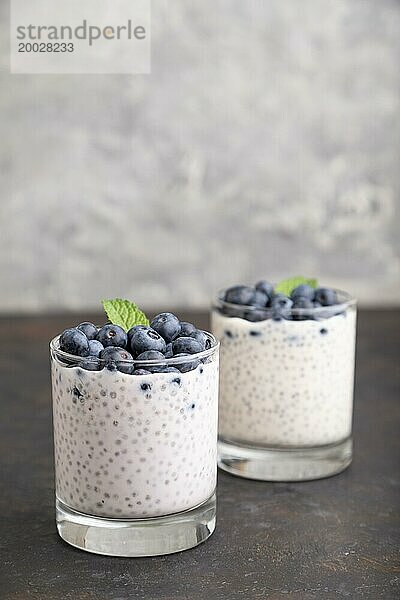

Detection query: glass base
(218, 437), (352, 481)
(56, 493), (216, 557)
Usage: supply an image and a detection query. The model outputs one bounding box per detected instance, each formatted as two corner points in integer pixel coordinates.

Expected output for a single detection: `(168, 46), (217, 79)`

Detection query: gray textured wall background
(1, 0), (399, 312)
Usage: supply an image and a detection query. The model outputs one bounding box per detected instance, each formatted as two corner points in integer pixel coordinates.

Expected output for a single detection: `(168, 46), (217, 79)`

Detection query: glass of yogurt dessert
(211, 278), (357, 481)
(50, 300), (219, 556)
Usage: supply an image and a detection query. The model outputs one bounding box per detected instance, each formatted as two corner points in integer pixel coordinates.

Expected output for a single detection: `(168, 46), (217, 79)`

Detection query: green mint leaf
(274, 276), (318, 296)
(102, 298), (149, 331)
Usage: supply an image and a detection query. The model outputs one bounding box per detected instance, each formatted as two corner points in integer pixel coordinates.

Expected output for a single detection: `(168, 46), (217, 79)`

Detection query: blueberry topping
(135, 350), (167, 373)
(96, 324), (128, 349)
(99, 346), (132, 361)
(255, 280), (274, 298)
(224, 285), (256, 306)
(172, 337), (203, 355)
(88, 339), (104, 357)
(173, 353), (201, 373)
(271, 294), (293, 309)
(178, 322), (197, 337)
(252, 289), (269, 307)
(244, 309), (267, 322)
(130, 327), (166, 356)
(127, 325), (150, 345)
(271, 294), (293, 321)
(57, 311), (215, 377)
(293, 297), (314, 309)
(99, 346), (134, 374)
(59, 328), (90, 357)
(189, 330), (211, 351)
(77, 322), (98, 340)
(314, 288), (337, 306)
(164, 343), (173, 358)
(136, 350), (166, 361)
(219, 279), (342, 321)
(150, 312), (181, 343)
(292, 297), (314, 320)
(219, 305), (246, 318)
(81, 358), (101, 371)
(291, 284), (315, 301)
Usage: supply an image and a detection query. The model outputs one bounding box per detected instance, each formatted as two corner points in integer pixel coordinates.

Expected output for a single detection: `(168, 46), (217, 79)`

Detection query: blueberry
(255, 280), (274, 298)
(133, 369), (151, 376)
(178, 322), (197, 337)
(59, 328), (90, 357)
(136, 350), (166, 361)
(271, 294), (293, 310)
(314, 288), (337, 306)
(81, 358), (101, 371)
(293, 297), (314, 309)
(162, 367), (181, 373)
(252, 289), (269, 307)
(292, 297), (314, 320)
(224, 285), (256, 306)
(219, 305), (246, 318)
(320, 328), (328, 335)
(244, 309), (268, 322)
(172, 337), (203, 355)
(173, 353), (200, 373)
(271, 294), (293, 320)
(150, 312), (181, 342)
(99, 346), (134, 374)
(164, 343), (173, 358)
(129, 327), (166, 356)
(77, 322), (98, 340)
(96, 324), (127, 349)
(127, 325), (150, 345)
(291, 284), (315, 301)
(88, 339), (104, 357)
(189, 330), (211, 351)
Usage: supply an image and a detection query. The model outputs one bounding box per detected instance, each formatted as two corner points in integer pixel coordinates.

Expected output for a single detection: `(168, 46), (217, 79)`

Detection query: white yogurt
(52, 358), (218, 518)
(212, 309), (356, 447)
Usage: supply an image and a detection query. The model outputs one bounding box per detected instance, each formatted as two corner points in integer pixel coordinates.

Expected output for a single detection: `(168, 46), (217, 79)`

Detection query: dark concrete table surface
(0, 310), (399, 600)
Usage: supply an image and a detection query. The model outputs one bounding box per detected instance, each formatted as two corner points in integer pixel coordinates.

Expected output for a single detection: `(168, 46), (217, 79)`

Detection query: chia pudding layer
(51, 352), (219, 518)
(212, 307), (356, 447)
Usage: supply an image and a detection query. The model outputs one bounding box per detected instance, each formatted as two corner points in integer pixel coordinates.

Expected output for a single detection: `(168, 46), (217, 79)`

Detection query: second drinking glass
(212, 286), (357, 481)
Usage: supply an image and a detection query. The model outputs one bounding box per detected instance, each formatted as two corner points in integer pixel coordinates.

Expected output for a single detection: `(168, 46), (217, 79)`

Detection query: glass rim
(213, 287), (357, 316)
(50, 330), (219, 367)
